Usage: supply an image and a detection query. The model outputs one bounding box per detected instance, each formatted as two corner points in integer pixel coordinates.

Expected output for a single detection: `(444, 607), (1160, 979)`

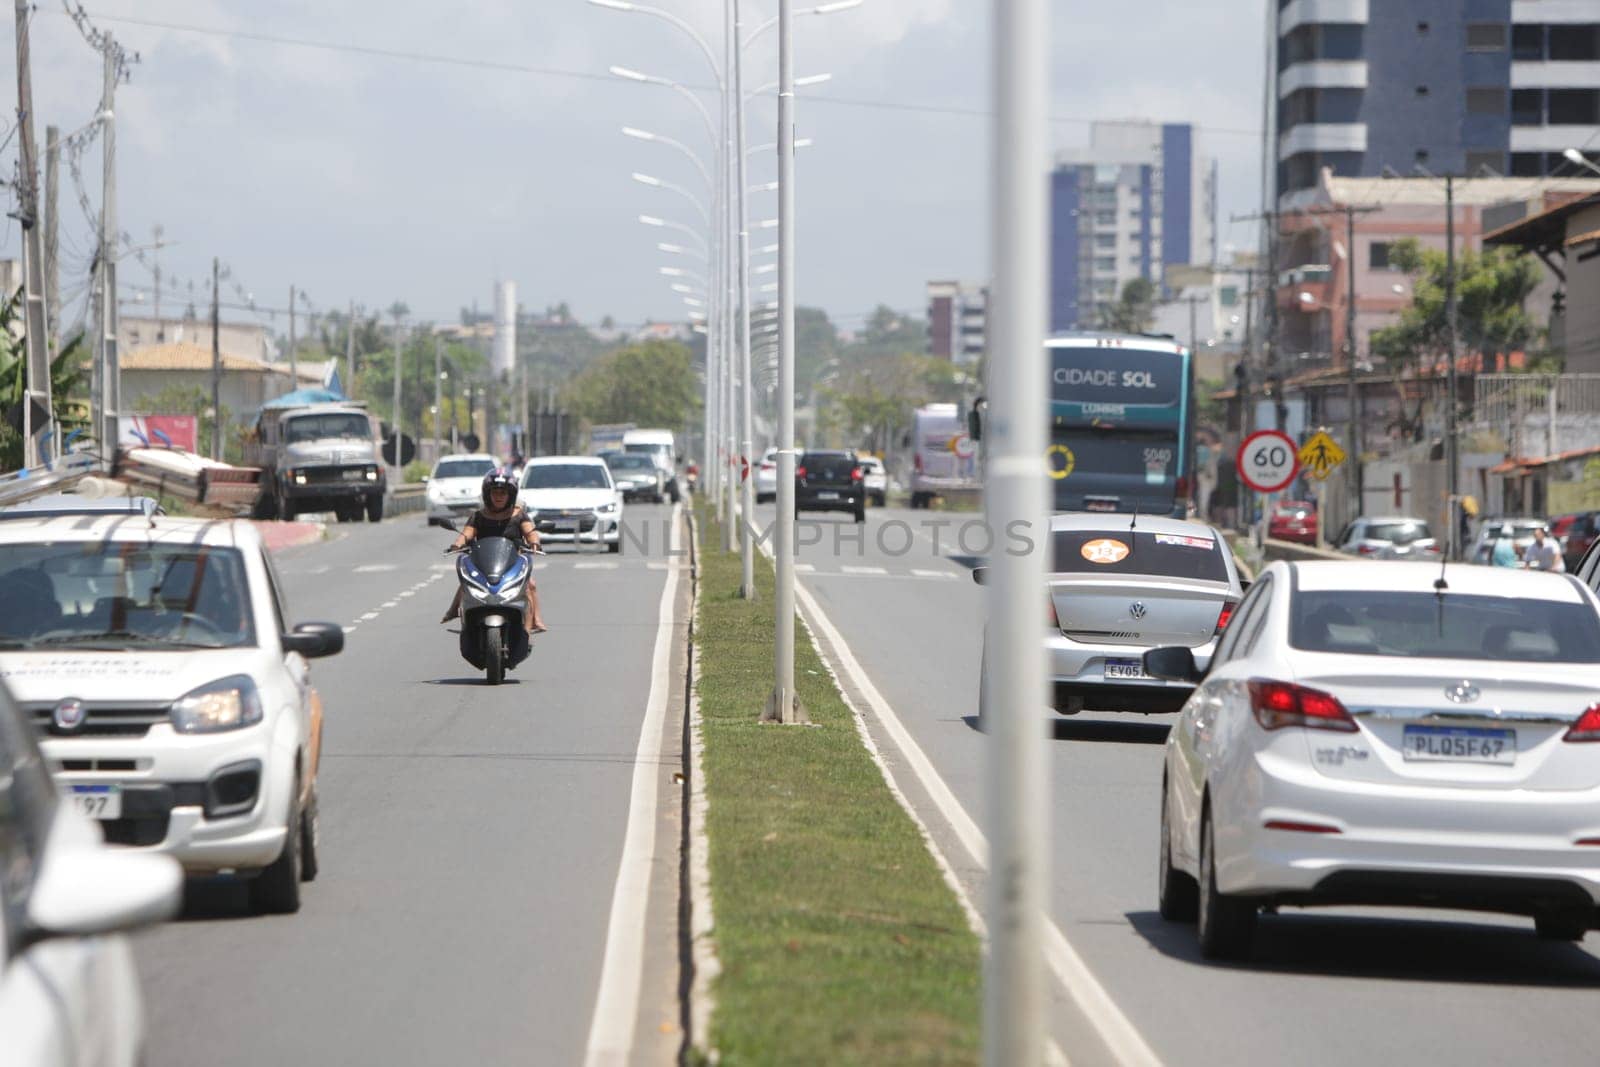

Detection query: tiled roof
(123, 343), (323, 382)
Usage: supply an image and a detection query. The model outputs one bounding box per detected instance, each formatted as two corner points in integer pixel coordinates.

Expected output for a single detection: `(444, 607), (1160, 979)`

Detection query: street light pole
(1444, 175), (1461, 557)
(986, 0), (1050, 1061)
(721, 0), (738, 552)
(734, 0), (756, 595)
(1343, 205), (1362, 521)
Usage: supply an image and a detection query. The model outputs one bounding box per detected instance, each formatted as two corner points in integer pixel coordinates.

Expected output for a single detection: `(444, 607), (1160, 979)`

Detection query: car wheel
(874, 492), (886, 507)
(1535, 913), (1588, 941)
(249, 783), (303, 915)
(279, 493), (298, 521)
(485, 627), (505, 685)
(366, 494), (384, 523)
(1158, 776), (1199, 922)
(299, 786), (320, 883)
(854, 505), (866, 524)
(1197, 804), (1255, 960)
(609, 537), (622, 555)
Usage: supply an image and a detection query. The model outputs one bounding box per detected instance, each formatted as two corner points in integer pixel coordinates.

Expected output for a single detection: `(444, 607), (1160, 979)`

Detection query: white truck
(243, 401), (386, 522)
(622, 428), (681, 503)
(907, 403), (979, 508)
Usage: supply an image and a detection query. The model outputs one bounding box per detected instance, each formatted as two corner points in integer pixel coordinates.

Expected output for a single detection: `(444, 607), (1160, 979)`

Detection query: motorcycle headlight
(171, 675), (263, 734)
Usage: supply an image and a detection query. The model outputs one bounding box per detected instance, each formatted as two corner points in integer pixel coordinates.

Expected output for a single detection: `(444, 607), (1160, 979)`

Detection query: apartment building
(925, 281), (988, 364)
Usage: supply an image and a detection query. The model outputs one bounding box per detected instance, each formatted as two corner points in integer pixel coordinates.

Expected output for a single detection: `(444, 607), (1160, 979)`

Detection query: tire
(1158, 776), (1199, 922)
(1197, 805), (1255, 960)
(1535, 914), (1588, 941)
(609, 536), (622, 554)
(485, 627), (505, 685)
(854, 505), (866, 524)
(249, 783), (302, 915)
(366, 494), (384, 523)
(299, 787), (320, 883)
(669, 483), (682, 504)
(279, 490), (298, 522)
(874, 492), (887, 507)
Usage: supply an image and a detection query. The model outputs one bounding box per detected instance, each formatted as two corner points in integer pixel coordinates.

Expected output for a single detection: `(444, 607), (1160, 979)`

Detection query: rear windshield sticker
(1154, 534), (1215, 549)
(1081, 538), (1131, 564)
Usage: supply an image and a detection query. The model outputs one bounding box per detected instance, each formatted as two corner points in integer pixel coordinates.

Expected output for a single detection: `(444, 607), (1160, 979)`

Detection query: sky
(1, 0), (1270, 339)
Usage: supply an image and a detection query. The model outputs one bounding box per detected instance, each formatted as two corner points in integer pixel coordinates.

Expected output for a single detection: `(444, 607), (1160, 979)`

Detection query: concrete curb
(252, 520), (326, 554)
(683, 512), (721, 1063)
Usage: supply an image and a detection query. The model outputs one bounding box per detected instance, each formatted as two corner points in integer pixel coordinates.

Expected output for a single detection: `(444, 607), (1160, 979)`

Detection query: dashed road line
(911, 568), (958, 579)
(359, 611), (379, 621)
(354, 563), (397, 573)
(575, 561), (619, 570)
(841, 565), (888, 576)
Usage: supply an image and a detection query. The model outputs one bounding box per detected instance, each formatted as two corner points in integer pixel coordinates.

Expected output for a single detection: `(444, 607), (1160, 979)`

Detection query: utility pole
(13, 0), (53, 467)
(98, 46), (121, 460)
(433, 332), (443, 464)
(344, 300), (356, 398)
(151, 223), (163, 335)
(287, 285), (297, 393)
(43, 125), (58, 361)
(985, 0), (1050, 1060)
(1444, 175), (1461, 558)
(210, 258), (222, 461)
(1342, 205), (1363, 522)
(391, 312), (405, 477)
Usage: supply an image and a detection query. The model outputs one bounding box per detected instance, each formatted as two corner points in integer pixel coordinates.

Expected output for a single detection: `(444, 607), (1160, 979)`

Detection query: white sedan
(0, 677), (182, 1067)
(425, 453), (498, 527)
(519, 456), (624, 552)
(1147, 560), (1600, 959)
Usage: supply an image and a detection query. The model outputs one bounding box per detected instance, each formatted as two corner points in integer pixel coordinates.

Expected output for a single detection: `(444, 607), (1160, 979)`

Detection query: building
(117, 314), (272, 363)
(1277, 0), (1600, 199)
(1049, 121), (1217, 332)
(1486, 189), (1600, 373)
(1148, 258), (1262, 383)
(121, 342), (325, 420)
(925, 281), (987, 364)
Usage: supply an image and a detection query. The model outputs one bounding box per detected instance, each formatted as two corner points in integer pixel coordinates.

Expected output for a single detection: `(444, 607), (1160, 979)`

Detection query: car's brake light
(914, 453), (923, 473)
(851, 467), (863, 481)
(1564, 703), (1600, 742)
(1356, 544), (1380, 555)
(1248, 679), (1357, 733)
(1175, 474), (1190, 499)
(760, 461), (775, 471)
(1214, 600), (1237, 637)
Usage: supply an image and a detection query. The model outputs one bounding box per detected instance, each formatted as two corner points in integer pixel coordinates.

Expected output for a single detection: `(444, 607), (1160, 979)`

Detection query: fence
(1468, 374), (1600, 458)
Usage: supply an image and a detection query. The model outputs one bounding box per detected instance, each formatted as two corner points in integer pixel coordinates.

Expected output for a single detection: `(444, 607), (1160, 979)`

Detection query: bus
(1043, 332), (1194, 518)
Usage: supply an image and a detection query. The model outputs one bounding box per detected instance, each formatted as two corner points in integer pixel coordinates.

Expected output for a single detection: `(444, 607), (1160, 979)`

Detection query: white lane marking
(354, 563), (397, 573)
(343, 626), (357, 634)
(585, 504), (681, 1067)
(790, 578), (1162, 1067)
(646, 561), (668, 571)
(310, 565), (331, 575)
(794, 562), (815, 573)
(842, 565), (888, 576)
(359, 612), (379, 621)
(912, 568), (958, 580)
(398, 590), (416, 598)
(381, 600), (398, 609)
(430, 562), (455, 572)
(575, 561), (619, 570)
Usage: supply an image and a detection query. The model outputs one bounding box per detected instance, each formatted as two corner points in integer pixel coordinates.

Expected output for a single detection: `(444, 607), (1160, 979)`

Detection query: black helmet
(481, 467), (518, 508)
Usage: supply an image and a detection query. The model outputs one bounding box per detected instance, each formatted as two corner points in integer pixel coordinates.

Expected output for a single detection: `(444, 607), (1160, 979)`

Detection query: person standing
(1525, 525), (1564, 572)
(1490, 524), (1521, 568)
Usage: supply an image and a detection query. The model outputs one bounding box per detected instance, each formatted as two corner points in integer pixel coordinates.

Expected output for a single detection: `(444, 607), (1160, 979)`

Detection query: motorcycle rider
(440, 469), (547, 632)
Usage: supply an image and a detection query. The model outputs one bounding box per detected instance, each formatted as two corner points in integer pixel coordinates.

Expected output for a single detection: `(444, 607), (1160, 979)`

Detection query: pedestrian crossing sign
(1298, 430), (1346, 481)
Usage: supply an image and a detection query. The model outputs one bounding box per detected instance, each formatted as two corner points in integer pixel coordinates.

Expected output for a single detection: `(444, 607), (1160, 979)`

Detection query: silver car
(1331, 516), (1441, 560)
(977, 513), (1245, 717)
(1469, 516), (1544, 565)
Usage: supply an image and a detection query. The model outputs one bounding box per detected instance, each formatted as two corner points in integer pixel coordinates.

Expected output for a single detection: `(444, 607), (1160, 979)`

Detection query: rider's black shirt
(470, 507), (529, 541)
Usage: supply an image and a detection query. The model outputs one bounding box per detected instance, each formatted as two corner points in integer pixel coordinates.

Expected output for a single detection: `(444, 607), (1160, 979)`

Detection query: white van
(908, 403), (979, 508)
(622, 429), (681, 503)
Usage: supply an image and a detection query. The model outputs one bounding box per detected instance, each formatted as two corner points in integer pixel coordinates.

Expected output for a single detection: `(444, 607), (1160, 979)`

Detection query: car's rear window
(802, 454), (857, 480)
(1290, 590), (1600, 662)
(1050, 530), (1228, 582)
(1365, 521), (1432, 544)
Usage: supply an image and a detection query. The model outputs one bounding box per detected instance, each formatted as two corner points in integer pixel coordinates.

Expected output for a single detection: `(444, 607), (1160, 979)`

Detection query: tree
(1369, 238), (1542, 373)
(822, 352), (963, 454)
(1098, 278), (1157, 333)
(0, 289), (90, 469)
(564, 339), (700, 430)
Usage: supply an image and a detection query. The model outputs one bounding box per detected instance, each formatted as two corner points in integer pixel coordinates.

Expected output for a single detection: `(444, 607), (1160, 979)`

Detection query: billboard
(119, 415), (199, 453)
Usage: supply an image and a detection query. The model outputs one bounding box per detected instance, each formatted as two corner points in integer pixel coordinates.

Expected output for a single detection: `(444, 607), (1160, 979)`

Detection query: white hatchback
(0, 516), (343, 915)
(425, 453), (498, 527)
(1148, 560), (1600, 959)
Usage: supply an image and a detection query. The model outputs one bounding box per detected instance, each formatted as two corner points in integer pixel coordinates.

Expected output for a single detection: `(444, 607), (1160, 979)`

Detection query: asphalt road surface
(132, 507), (686, 1066)
(765, 502), (1600, 1067)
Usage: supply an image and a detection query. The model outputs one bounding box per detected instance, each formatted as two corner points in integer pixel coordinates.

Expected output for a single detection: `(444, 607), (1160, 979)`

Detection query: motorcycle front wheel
(485, 627), (505, 685)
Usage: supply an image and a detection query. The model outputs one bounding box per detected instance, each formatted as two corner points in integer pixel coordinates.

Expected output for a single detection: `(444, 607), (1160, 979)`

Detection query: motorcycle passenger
(440, 469), (547, 632)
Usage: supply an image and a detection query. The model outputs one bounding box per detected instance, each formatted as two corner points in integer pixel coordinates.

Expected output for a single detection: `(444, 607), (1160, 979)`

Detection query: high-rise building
(1049, 121), (1217, 333)
(926, 280), (988, 364)
(1277, 1), (1600, 198)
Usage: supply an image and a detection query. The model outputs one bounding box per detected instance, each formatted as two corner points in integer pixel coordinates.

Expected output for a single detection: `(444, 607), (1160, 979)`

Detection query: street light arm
(588, 0), (724, 84)
(743, 0), (864, 48)
(633, 172), (712, 226)
(639, 214), (710, 253)
(622, 126), (713, 188)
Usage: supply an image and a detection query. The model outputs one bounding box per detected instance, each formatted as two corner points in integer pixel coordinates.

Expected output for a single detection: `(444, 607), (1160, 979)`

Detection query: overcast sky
(2, 1), (1268, 337)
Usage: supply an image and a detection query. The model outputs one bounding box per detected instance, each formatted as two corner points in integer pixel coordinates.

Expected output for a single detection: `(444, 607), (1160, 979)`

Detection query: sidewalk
(251, 520), (324, 553)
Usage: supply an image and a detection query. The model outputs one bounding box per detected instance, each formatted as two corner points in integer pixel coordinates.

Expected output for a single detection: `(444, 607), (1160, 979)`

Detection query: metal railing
(0, 452), (101, 509)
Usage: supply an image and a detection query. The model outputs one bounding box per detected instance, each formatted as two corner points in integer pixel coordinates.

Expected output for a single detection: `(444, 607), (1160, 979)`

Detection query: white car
(519, 456), (624, 553)
(0, 679), (182, 1067)
(0, 515), (343, 914)
(1148, 560), (1600, 960)
(755, 447), (778, 504)
(858, 455), (888, 507)
(425, 453), (498, 528)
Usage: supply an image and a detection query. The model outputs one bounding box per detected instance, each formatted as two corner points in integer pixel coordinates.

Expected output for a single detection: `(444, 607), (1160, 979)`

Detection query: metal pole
(1344, 206), (1361, 521)
(721, 0), (737, 553)
(985, 0), (1050, 1060)
(1188, 294), (1199, 355)
(734, 0), (755, 593)
(13, 0), (52, 468)
(764, 0), (803, 724)
(433, 332), (443, 463)
(392, 316), (404, 478)
(288, 285), (297, 392)
(43, 125), (58, 361)
(345, 300), (356, 398)
(210, 258), (221, 461)
(100, 47), (120, 461)
(1444, 175), (1460, 558)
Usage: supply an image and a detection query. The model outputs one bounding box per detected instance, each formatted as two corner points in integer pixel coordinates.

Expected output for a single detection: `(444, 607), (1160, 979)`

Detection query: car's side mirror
(282, 621), (345, 658)
(27, 844), (181, 943)
(971, 566), (988, 586)
(1143, 646), (1202, 683)
(1238, 578), (1252, 595)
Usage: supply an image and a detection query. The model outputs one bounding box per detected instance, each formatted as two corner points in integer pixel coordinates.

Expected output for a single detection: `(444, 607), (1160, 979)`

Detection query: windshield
(285, 413), (369, 442)
(434, 459), (495, 480)
(1050, 529), (1227, 581)
(1049, 426), (1181, 516)
(523, 464), (611, 490)
(1365, 521), (1433, 544)
(624, 443), (671, 465)
(1291, 590), (1600, 662)
(0, 543), (256, 650)
(605, 454), (656, 472)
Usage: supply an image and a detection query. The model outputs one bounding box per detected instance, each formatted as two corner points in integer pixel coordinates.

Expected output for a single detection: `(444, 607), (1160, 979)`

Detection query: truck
(622, 428), (681, 503)
(907, 403), (979, 508)
(243, 398), (386, 522)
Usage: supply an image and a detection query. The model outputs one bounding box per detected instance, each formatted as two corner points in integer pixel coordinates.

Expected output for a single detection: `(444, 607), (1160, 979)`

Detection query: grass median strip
(694, 509), (981, 1065)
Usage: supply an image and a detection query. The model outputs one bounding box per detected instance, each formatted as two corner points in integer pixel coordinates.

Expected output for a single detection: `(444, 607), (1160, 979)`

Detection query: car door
(260, 550), (315, 789)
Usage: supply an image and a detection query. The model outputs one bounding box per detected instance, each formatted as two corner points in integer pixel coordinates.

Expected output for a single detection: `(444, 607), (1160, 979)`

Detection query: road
(132, 508), (687, 1066)
(765, 502), (1600, 1066)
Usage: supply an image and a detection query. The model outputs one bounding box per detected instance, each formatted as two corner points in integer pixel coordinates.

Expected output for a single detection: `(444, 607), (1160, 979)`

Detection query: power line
(59, 8), (1263, 139)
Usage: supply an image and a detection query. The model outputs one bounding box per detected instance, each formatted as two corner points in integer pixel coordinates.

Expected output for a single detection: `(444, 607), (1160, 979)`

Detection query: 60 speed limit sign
(1237, 430), (1300, 493)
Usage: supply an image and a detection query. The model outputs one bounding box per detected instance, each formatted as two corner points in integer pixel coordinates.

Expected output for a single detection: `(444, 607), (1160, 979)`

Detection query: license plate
(341, 469), (365, 481)
(1402, 725), (1516, 764)
(817, 491), (839, 500)
(1105, 657), (1149, 681)
(70, 784), (121, 820)
(1084, 499), (1118, 513)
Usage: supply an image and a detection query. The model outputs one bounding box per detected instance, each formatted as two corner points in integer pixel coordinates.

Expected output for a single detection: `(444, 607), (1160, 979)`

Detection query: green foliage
(1369, 238), (1542, 370)
(0, 289), (91, 469)
(403, 459), (431, 483)
(1098, 278), (1157, 333)
(821, 352), (964, 454)
(563, 339), (700, 429)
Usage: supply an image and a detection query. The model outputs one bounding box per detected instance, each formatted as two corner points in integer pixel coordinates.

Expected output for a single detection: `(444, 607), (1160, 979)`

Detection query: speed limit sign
(1237, 430), (1300, 493)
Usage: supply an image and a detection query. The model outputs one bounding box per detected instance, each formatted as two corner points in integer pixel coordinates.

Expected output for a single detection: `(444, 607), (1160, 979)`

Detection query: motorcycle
(442, 521), (537, 685)
(684, 462), (699, 495)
